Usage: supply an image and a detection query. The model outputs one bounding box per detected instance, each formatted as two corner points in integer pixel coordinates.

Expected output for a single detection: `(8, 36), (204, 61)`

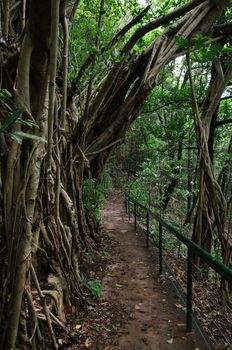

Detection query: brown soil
(66, 190), (211, 349)
(99, 190), (209, 350)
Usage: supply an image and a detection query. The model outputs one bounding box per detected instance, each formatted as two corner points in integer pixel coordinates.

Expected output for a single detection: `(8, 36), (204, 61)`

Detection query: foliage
(82, 168), (112, 222)
(69, 0), (152, 83)
(1, 0), (232, 347)
(81, 273), (103, 298)
(113, 52), (232, 238)
(82, 179), (104, 222)
(0, 89), (47, 144)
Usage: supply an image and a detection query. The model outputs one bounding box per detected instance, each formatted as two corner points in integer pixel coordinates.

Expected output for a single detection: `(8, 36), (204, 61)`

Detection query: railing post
(159, 223), (163, 275)
(146, 210), (149, 248)
(186, 247), (193, 332)
(134, 203), (137, 231)
(125, 194), (128, 214)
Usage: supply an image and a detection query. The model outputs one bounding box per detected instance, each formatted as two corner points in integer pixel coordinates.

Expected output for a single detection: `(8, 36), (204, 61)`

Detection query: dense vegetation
(0, 0), (231, 348)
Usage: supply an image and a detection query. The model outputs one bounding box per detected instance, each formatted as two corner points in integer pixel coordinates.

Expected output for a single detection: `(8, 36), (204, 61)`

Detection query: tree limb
(122, 0), (207, 54)
(215, 119), (232, 127)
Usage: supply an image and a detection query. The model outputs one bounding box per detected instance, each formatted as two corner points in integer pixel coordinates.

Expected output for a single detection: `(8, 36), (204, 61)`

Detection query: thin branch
(61, 1), (69, 130)
(21, 0), (26, 31)
(213, 22), (232, 37)
(186, 52), (202, 147)
(220, 95), (232, 102)
(69, 5), (150, 97)
(122, 0), (207, 54)
(69, 0), (81, 22)
(112, 5), (150, 45)
(86, 138), (123, 158)
(47, 0), (60, 170)
(215, 119), (232, 127)
(83, 0), (105, 119)
(3, 0), (9, 38)
(26, 289), (42, 343)
(142, 98), (191, 114)
(9, 1), (21, 13)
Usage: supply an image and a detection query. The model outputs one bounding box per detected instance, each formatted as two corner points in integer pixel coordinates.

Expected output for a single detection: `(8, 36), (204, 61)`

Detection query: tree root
(31, 265), (58, 350)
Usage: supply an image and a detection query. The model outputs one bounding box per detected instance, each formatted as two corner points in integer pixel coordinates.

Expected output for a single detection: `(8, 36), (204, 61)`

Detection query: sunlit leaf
(0, 89), (12, 100)
(11, 131), (47, 143)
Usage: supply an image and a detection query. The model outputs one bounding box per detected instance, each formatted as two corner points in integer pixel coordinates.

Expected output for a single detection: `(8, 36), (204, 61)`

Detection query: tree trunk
(189, 57), (232, 302)
(0, 0), (230, 346)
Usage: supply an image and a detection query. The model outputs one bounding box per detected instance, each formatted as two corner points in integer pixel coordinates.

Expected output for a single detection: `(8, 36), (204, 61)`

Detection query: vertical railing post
(186, 247), (193, 332)
(146, 210), (149, 248)
(159, 223), (163, 275)
(134, 202), (137, 231)
(125, 194), (128, 213)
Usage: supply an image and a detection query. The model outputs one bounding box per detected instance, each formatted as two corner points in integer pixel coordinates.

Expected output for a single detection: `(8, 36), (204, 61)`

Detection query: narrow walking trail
(101, 191), (208, 350)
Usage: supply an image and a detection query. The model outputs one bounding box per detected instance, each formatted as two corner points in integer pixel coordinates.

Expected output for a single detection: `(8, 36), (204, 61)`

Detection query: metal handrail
(125, 194), (232, 333)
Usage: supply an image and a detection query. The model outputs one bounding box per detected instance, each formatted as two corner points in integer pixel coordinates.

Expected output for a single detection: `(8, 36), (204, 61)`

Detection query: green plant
(102, 248), (109, 257)
(0, 89), (47, 144)
(88, 280), (103, 298)
(81, 273), (103, 298)
(102, 165), (113, 194)
(82, 179), (105, 222)
(82, 169), (112, 223)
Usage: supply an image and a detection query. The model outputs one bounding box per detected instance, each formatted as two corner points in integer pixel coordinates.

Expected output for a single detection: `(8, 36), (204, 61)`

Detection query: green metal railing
(124, 194), (232, 333)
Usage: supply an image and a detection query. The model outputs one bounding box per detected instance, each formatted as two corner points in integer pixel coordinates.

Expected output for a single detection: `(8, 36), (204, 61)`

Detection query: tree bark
(0, 0), (230, 346)
(189, 56), (232, 301)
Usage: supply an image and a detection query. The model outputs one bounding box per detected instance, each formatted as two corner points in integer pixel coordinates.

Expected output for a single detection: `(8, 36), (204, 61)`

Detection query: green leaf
(88, 280), (102, 298)
(174, 36), (189, 49)
(17, 118), (39, 128)
(10, 132), (23, 144)
(0, 89), (12, 100)
(11, 131), (47, 143)
(1, 109), (24, 132)
(115, 283), (123, 289)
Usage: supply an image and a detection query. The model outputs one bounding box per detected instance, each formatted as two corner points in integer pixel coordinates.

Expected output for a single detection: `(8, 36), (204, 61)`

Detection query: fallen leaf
(167, 338), (173, 344)
(75, 324), (82, 330)
(79, 328), (88, 335)
(116, 284), (123, 289)
(177, 323), (185, 327)
(175, 303), (183, 309)
(85, 338), (91, 348)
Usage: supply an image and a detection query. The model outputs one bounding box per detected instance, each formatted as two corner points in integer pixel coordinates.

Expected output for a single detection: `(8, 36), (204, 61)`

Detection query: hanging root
(31, 265), (58, 350)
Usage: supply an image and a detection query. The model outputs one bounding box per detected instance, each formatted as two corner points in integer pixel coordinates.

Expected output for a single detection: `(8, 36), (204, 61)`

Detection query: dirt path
(101, 191), (209, 350)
